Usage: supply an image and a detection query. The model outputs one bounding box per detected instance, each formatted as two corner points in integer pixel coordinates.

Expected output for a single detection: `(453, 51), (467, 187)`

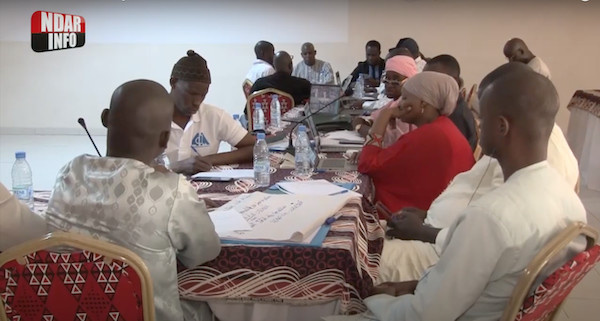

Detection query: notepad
(276, 179), (361, 197)
(191, 169), (254, 180)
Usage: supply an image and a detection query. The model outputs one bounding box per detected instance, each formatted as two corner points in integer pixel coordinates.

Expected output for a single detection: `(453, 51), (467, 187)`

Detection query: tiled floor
(1, 134), (599, 319)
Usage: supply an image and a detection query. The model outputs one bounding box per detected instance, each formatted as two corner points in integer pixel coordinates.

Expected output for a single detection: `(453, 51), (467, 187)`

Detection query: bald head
(255, 41), (275, 64)
(273, 51), (293, 74)
(479, 64), (558, 165)
(385, 47), (412, 60)
(102, 80), (173, 164)
(503, 38), (534, 64)
(478, 62), (532, 99)
(301, 42), (316, 66)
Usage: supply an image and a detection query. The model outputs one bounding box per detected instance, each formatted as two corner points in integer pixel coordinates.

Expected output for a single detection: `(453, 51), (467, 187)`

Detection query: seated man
(350, 40), (386, 86)
(251, 50), (311, 105)
(331, 62), (586, 321)
(245, 40), (275, 83)
(504, 37), (551, 78)
(378, 62), (580, 284)
(167, 50), (256, 175)
(391, 38), (427, 72)
(0, 182), (48, 251)
(424, 54), (478, 150)
(44, 80), (221, 321)
(292, 42), (335, 85)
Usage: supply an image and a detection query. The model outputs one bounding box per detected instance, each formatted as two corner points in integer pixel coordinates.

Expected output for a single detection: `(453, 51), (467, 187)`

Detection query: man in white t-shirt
(167, 50), (256, 175)
(504, 38), (551, 79)
(245, 40), (275, 83)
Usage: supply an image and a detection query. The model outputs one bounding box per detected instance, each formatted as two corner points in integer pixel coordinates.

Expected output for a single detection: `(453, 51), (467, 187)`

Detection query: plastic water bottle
(11, 151), (34, 210)
(354, 74), (364, 98)
(295, 126), (312, 176)
(252, 103), (265, 132)
(253, 133), (270, 187)
(270, 94), (282, 129)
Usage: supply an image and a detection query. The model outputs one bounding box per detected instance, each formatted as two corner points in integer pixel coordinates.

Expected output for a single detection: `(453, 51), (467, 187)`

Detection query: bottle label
(13, 186), (33, 201)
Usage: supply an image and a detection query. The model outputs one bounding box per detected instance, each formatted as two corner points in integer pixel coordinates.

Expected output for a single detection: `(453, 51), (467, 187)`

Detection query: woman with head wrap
(358, 71), (475, 216)
(166, 50), (256, 175)
(353, 55), (418, 148)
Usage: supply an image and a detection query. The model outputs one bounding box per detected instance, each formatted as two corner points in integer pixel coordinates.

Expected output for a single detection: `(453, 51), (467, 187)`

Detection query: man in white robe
(503, 38), (551, 79)
(292, 42), (335, 85)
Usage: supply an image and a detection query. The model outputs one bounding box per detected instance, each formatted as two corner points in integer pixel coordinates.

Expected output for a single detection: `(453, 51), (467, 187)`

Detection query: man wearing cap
(167, 50), (256, 175)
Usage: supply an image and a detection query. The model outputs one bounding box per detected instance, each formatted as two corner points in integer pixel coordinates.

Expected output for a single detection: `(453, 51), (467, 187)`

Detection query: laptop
(306, 117), (358, 171)
(309, 84), (343, 115)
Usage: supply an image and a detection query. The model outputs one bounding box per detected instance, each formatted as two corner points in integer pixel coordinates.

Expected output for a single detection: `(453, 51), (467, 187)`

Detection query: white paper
(323, 130), (365, 143)
(209, 209), (253, 236)
(217, 192), (353, 242)
(191, 169), (254, 180)
(277, 179), (360, 197)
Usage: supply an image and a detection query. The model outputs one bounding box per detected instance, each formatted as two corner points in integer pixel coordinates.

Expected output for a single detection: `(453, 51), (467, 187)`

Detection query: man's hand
(370, 281), (418, 297)
(386, 210), (426, 240)
(172, 156), (212, 175)
(152, 165), (170, 173)
(364, 78), (380, 88)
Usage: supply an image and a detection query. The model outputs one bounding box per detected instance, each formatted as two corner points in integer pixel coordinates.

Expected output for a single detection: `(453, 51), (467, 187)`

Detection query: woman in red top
(358, 71), (475, 214)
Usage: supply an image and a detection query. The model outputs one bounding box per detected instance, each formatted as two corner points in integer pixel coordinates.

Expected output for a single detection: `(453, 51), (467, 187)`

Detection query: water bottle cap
(298, 125), (306, 132)
(233, 114), (240, 120)
(256, 133), (266, 140)
(254, 103), (261, 109)
(272, 94), (278, 99)
(15, 151), (26, 159)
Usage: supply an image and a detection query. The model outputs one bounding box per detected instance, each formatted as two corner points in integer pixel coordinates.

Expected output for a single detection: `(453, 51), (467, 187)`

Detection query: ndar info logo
(31, 11), (85, 52)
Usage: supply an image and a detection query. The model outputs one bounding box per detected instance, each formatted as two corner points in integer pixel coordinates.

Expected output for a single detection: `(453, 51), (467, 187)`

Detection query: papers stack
(208, 192), (353, 244)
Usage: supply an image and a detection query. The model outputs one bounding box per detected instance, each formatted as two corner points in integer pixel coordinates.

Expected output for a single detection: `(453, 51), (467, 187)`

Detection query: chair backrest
(0, 231), (155, 321)
(246, 88), (295, 131)
(242, 79), (253, 98)
(501, 222), (600, 321)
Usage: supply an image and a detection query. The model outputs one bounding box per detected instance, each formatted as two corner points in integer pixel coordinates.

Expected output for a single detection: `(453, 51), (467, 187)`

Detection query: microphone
(285, 94), (347, 156)
(77, 118), (102, 157)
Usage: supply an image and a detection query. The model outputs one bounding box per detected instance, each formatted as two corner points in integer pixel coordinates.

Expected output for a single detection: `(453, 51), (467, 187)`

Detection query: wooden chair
(242, 79), (253, 98)
(0, 231), (155, 321)
(500, 222), (600, 321)
(245, 88), (295, 131)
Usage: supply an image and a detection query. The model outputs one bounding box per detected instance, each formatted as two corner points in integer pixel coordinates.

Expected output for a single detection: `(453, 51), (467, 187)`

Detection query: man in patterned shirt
(45, 79), (221, 321)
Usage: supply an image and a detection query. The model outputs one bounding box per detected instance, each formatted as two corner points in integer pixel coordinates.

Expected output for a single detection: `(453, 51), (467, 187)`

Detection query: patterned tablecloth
(178, 154), (385, 314)
(567, 90), (600, 118)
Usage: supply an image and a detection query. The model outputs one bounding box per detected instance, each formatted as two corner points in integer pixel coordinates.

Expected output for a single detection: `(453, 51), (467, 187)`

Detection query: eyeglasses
(382, 76), (407, 86)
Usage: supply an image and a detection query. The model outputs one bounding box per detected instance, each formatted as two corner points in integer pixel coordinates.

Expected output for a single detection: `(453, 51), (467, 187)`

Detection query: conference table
(566, 89), (600, 191)
(177, 148), (385, 321)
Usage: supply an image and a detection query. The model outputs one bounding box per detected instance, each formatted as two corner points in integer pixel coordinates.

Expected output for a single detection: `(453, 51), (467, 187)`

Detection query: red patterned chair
(242, 79), (253, 98)
(0, 231), (155, 321)
(245, 88), (295, 131)
(500, 222), (600, 321)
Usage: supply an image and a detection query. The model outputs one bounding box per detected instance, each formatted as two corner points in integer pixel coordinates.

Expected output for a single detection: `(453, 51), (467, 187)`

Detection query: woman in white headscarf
(358, 71), (475, 216)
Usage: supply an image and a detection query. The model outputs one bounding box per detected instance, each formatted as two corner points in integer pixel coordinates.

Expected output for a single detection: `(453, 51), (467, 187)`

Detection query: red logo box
(31, 11), (85, 52)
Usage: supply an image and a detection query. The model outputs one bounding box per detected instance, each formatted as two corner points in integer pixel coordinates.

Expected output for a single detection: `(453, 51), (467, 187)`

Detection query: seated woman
(353, 55), (418, 148)
(358, 71), (475, 214)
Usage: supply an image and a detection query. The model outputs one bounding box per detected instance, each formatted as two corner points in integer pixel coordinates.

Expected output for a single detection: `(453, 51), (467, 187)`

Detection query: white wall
(1, 0), (599, 135)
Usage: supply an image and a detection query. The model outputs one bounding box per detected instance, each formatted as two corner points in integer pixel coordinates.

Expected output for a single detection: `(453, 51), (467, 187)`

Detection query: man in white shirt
(292, 42), (335, 85)
(504, 38), (551, 79)
(330, 62), (586, 321)
(45, 80), (221, 321)
(245, 40), (275, 83)
(378, 62), (579, 283)
(167, 50), (256, 175)
(0, 183), (48, 251)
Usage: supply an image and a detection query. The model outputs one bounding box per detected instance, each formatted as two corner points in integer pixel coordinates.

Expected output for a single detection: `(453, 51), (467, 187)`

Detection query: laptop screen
(309, 84), (342, 114)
